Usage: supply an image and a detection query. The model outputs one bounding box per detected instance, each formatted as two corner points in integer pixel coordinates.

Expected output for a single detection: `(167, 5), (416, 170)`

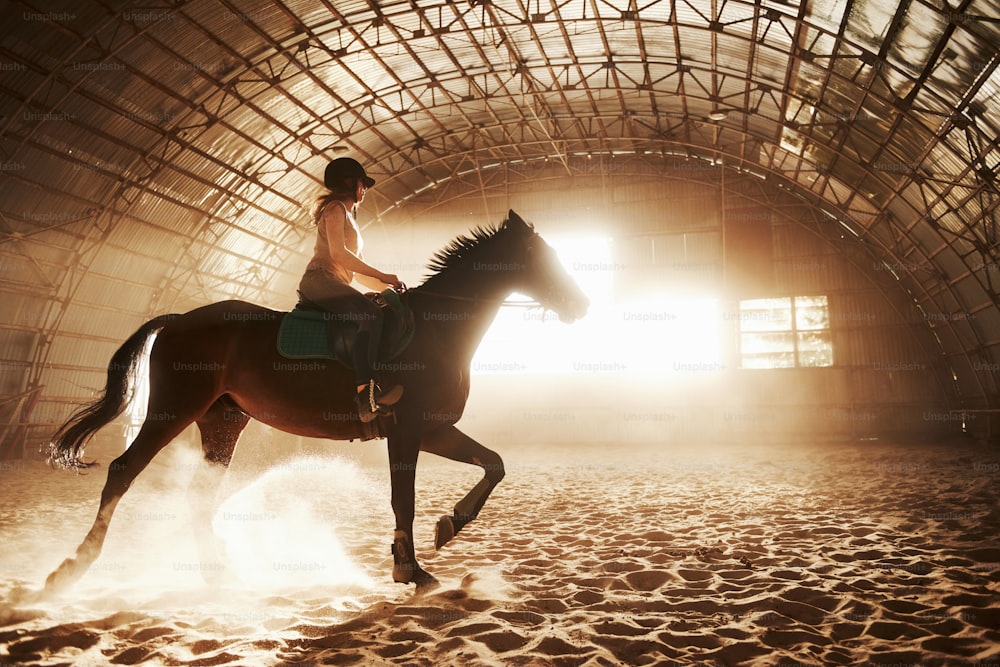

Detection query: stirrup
(375, 383), (403, 407)
(356, 381), (403, 423)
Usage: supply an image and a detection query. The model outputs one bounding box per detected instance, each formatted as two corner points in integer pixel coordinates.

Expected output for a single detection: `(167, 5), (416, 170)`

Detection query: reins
(405, 287), (544, 309)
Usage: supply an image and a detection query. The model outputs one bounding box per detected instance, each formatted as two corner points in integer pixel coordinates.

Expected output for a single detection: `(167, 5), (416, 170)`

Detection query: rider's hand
(382, 273), (405, 291)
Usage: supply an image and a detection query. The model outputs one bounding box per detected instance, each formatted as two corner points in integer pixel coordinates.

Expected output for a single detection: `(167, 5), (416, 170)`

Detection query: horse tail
(47, 314), (179, 471)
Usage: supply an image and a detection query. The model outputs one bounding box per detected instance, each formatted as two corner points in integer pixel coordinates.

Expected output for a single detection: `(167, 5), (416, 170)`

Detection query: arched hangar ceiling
(0, 0), (998, 417)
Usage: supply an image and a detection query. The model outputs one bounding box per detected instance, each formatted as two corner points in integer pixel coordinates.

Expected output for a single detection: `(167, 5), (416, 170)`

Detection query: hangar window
(738, 296), (833, 369)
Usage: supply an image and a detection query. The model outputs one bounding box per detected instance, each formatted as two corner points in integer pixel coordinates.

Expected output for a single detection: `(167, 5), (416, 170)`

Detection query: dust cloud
(1, 434), (401, 631)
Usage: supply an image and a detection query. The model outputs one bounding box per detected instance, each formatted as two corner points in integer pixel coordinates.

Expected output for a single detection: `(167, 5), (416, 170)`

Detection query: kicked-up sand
(0, 436), (998, 666)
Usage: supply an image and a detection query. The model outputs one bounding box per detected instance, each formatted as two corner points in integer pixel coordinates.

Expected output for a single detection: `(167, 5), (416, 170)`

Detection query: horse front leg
(386, 420), (437, 588)
(419, 425), (505, 550)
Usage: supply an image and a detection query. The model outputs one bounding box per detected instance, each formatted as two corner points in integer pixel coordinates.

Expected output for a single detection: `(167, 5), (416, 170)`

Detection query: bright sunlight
(471, 236), (725, 379)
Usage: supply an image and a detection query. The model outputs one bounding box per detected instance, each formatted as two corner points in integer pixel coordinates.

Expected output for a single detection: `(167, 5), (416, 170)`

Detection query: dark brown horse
(43, 210), (588, 592)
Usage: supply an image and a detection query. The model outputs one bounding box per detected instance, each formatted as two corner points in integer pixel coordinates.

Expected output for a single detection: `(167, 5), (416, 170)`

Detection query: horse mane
(420, 211), (535, 282)
(423, 223), (505, 279)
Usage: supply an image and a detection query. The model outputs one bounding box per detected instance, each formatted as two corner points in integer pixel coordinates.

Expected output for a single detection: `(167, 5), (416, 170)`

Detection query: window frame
(737, 295), (833, 369)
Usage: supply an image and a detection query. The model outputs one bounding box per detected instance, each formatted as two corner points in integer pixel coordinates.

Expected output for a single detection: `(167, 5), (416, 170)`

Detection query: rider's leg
(352, 330), (373, 392)
(298, 272), (402, 421)
(352, 302), (402, 422)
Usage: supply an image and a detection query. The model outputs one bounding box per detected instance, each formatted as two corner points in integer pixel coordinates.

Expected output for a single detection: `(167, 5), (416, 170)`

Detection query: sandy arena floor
(1, 436), (998, 666)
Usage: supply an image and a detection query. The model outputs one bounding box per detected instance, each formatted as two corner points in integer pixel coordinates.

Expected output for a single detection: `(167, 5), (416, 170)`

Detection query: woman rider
(298, 157), (404, 423)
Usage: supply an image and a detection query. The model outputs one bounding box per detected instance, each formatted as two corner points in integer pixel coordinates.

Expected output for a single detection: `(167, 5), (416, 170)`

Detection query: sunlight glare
(472, 235), (724, 379)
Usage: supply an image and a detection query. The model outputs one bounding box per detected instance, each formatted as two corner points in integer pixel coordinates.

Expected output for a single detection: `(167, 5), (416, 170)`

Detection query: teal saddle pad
(276, 288), (414, 365)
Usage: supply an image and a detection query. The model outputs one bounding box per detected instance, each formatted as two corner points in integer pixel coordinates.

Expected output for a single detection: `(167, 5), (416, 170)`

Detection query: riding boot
(356, 380), (404, 423)
(353, 330), (403, 422)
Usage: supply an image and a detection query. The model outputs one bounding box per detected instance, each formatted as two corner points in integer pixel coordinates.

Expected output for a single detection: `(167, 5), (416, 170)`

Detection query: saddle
(276, 288), (415, 367)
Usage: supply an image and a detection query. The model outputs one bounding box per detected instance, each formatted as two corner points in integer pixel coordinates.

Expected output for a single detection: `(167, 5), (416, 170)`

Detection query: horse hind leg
(43, 418), (190, 596)
(188, 396), (249, 585)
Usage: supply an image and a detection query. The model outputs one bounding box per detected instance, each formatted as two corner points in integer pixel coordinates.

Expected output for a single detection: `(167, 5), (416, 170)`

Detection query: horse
(42, 210), (589, 592)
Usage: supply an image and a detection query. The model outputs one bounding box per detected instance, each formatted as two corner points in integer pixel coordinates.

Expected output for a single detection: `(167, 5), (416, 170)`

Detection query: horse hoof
(434, 515), (456, 550)
(41, 558), (79, 597)
(393, 563), (439, 589)
(393, 561), (438, 587)
(413, 569), (440, 591)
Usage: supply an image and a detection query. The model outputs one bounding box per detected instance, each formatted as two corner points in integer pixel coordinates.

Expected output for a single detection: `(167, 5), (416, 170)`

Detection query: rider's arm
(354, 271), (391, 292)
(322, 204), (400, 287)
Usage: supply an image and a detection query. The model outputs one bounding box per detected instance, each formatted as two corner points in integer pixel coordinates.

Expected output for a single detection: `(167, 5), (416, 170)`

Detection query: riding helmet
(324, 157), (375, 190)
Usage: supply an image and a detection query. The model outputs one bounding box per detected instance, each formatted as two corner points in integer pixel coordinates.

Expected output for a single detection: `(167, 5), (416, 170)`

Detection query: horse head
(504, 210), (590, 323)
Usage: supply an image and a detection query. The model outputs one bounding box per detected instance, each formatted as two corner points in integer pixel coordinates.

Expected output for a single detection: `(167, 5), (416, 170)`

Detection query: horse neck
(413, 258), (519, 362)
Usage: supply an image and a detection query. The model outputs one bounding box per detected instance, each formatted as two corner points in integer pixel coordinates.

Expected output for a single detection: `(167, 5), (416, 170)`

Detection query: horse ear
(506, 209), (532, 231)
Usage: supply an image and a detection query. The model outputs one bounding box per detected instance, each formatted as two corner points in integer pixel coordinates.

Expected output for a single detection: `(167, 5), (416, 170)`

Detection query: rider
(298, 157), (404, 423)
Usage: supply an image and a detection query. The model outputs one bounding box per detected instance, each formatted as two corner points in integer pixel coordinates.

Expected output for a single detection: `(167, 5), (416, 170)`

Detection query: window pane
(741, 351), (796, 369)
(739, 297), (792, 332)
(797, 331), (834, 366)
(795, 295), (829, 330)
(738, 295), (833, 369)
(741, 332), (796, 368)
